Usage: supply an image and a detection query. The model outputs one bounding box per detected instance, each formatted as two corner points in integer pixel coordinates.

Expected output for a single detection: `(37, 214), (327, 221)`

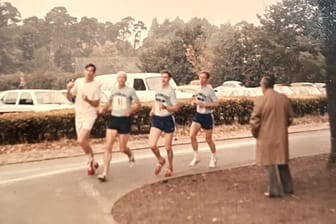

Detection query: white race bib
(113, 96), (127, 110)
(155, 102), (169, 116)
(197, 101), (206, 113)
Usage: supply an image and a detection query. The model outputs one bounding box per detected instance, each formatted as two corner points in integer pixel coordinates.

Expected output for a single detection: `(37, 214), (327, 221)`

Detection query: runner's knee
(77, 138), (86, 146)
(190, 133), (197, 140)
(205, 136), (213, 144)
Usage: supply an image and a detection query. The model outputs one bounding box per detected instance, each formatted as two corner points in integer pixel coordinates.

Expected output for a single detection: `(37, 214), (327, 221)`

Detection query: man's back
(251, 88), (294, 165)
(258, 89), (292, 138)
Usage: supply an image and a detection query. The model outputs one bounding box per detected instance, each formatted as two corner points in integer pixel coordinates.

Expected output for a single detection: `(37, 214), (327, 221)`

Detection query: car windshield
(35, 92), (71, 104)
(146, 77), (178, 90)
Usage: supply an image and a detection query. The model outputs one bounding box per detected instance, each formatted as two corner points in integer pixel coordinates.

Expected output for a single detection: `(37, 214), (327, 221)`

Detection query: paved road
(0, 129), (330, 224)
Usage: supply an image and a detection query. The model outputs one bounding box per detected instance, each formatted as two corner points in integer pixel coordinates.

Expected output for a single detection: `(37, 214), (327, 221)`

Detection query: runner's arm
(98, 101), (112, 114)
(162, 103), (180, 113)
(84, 97), (100, 107)
(149, 102), (155, 116)
(129, 99), (141, 114)
(203, 101), (219, 108)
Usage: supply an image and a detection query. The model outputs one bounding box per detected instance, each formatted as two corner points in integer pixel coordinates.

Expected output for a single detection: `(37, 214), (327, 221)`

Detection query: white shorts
(75, 114), (97, 136)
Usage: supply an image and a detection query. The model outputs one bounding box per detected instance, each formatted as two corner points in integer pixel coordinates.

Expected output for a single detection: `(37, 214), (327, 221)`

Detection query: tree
(45, 7), (77, 65)
(0, 1), (21, 73)
(211, 23), (264, 86)
(17, 17), (45, 60)
(75, 17), (99, 49)
(257, 0), (325, 83)
(132, 20), (147, 49)
(0, 1), (20, 27)
(138, 20), (210, 84)
(116, 16), (135, 42)
(318, 0), (336, 163)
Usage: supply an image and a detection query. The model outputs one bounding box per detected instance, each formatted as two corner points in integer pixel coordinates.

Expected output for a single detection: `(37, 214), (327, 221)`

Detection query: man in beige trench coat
(250, 76), (294, 197)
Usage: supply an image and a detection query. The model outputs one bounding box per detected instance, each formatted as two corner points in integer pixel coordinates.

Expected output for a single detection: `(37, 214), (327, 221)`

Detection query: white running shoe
(209, 157), (217, 168)
(97, 173), (106, 182)
(189, 157), (200, 166)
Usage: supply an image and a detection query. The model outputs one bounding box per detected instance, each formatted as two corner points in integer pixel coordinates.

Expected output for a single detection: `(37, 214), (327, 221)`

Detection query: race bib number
(155, 102), (169, 116)
(113, 96), (127, 110)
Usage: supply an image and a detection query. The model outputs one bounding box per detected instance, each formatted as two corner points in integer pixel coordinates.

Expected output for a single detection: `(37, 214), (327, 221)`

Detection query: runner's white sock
(211, 152), (216, 160)
(194, 151), (199, 159)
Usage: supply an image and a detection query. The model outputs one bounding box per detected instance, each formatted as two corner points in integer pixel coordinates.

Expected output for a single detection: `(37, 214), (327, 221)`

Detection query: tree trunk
(318, 0), (336, 164)
(326, 53), (336, 164)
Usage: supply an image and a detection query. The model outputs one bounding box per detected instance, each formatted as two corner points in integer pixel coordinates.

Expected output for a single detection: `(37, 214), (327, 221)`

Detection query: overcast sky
(8, 0), (280, 26)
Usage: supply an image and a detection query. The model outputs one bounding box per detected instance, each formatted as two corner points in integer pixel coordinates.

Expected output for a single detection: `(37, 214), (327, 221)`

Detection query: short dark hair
(85, 63), (96, 72)
(161, 70), (172, 78)
(199, 71), (210, 79)
(262, 75), (275, 88)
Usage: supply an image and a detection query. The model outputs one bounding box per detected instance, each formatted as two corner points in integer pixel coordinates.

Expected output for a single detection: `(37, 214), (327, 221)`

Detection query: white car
(92, 73), (193, 102)
(214, 87), (262, 97)
(274, 85), (294, 96)
(0, 89), (73, 113)
(290, 83), (322, 96)
(313, 83), (326, 96)
(214, 81), (244, 97)
(220, 81), (244, 88)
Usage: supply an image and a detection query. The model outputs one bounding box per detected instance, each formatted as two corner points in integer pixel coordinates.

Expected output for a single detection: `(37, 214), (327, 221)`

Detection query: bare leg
(204, 129), (216, 154)
(165, 133), (174, 171)
(149, 127), (165, 163)
(190, 122), (201, 152)
(77, 129), (94, 161)
(119, 134), (131, 157)
(102, 129), (118, 176)
(189, 122), (201, 166)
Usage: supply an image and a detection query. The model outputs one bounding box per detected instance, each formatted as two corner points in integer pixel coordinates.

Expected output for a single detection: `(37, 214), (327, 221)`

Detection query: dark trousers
(265, 164), (293, 195)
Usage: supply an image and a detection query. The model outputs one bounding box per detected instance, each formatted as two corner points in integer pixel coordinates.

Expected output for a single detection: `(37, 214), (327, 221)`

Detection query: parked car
(219, 81), (244, 88)
(91, 73), (193, 102)
(189, 80), (200, 85)
(177, 80), (213, 95)
(214, 87), (262, 97)
(313, 83), (326, 88)
(291, 82), (315, 87)
(313, 83), (327, 96)
(290, 86), (322, 96)
(214, 81), (244, 97)
(0, 89), (73, 113)
(274, 84), (294, 96)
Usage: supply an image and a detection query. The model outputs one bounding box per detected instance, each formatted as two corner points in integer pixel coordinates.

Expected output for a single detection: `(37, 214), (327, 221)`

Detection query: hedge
(0, 97), (328, 145)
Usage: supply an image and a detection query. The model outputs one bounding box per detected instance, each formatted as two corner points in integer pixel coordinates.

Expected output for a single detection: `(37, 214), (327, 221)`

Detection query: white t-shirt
(108, 86), (139, 117)
(71, 79), (102, 116)
(195, 86), (218, 114)
(154, 85), (177, 117)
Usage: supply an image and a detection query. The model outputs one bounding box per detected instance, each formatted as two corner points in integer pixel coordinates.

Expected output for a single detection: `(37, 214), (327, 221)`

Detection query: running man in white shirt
(97, 71), (140, 182)
(189, 71), (219, 168)
(149, 70), (180, 177)
(66, 63), (102, 175)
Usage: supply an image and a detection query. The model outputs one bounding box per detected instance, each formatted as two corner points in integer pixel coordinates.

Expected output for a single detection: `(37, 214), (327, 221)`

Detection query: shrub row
(0, 97), (328, 145)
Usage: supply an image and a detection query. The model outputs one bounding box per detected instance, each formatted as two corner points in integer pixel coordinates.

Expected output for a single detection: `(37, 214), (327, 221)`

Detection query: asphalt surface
(0, 129), (330, 224)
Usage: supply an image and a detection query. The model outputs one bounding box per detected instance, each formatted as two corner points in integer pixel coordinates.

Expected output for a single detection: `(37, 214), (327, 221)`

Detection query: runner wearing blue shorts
(189, 71), (219, 168)
(149, 70), (180, 177)
(97, 71), (140, 182)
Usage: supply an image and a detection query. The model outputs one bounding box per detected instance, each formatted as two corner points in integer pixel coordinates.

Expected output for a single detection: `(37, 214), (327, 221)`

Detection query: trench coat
(250, 89), (294, 166)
